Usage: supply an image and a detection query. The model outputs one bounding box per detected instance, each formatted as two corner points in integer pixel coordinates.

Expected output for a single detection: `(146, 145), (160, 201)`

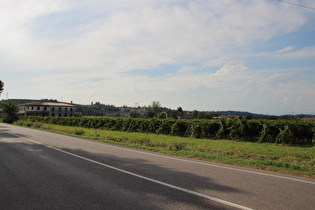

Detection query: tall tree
(0, 101), (19, 123)
(146, 101), (161, 118)
(177, 107), (184, 115)
(0, 80), (3, 96)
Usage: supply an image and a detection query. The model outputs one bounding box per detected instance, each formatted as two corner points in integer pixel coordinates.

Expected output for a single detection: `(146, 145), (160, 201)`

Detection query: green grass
(15, 121), (315, 178)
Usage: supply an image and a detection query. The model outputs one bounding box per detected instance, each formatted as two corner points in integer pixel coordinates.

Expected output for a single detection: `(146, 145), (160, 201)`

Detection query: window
(37, 107), (40, 110)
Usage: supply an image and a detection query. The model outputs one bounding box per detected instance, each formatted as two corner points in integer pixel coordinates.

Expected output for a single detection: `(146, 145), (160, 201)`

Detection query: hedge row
(19, 116), (315, 145)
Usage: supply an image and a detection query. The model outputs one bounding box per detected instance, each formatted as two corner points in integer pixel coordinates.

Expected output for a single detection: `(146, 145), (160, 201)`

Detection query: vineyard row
(19, 116), (315, 145)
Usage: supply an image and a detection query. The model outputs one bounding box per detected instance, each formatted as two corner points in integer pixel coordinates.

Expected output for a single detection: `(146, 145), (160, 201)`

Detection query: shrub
(74, 129), (85, 136)
(172, 142), (187, 151)
(157, 118), (175, 135)
(258, 122), (280, 143)
(216, 119), (229, 139)
(171, 120), (189, 137)
(0, 101), (19, 124)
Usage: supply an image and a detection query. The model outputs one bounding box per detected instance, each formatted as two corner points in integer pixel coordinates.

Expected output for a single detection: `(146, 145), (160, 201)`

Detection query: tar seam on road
(8, 132), (254, 210)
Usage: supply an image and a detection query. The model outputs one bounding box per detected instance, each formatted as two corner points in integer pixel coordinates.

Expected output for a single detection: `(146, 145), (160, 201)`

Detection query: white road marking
(8, 132), (254, 210)
(77, 137), (315, 185)
(4, 125), (315, 185)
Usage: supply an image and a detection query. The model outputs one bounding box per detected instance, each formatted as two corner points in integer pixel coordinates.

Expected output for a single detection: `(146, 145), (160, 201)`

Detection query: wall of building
(18, 105), (75, 117)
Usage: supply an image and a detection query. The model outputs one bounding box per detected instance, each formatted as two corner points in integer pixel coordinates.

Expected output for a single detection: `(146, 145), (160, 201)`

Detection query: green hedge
(18, 116), (315, 145)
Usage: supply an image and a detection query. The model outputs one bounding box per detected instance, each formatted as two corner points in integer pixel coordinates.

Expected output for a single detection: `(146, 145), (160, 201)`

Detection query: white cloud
(277, 46), (294, 53)
(0, 0), (307, 73)
(1, 0), (314, 114)
(200, 56), (231, 69)
(280, 46), (315, 58)
(4, 56), (314, 114)
(177, 66), (198, 74)
(204, 61), (248, 91)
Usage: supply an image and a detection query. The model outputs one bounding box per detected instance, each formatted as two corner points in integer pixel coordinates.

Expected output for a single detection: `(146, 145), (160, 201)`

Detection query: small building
(18, 102), (75, 117)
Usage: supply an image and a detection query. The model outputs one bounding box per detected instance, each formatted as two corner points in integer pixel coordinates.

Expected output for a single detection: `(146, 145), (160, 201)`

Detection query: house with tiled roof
(18, 102), (75, 117)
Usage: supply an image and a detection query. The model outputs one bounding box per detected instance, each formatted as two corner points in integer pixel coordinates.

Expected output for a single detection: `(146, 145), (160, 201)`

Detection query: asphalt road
(0, 123), (314, 210)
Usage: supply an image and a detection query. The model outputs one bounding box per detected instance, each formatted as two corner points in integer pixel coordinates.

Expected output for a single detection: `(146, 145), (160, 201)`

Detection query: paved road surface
(0, 123), (314, 209)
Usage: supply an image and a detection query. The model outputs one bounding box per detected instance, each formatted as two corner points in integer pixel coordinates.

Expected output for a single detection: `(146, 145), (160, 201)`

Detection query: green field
(15, 121), (315, 178)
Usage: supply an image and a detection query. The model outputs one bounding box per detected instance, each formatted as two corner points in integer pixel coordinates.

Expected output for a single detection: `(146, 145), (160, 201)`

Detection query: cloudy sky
(1, 0), (315, 115)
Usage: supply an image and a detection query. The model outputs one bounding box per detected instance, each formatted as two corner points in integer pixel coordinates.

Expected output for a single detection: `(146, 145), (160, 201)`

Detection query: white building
(18, 102), (75, 117)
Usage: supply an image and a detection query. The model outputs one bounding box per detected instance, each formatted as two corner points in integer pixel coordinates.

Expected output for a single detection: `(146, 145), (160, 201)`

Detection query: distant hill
(1, 99), (314, 119)
(212, 110), (268, 118)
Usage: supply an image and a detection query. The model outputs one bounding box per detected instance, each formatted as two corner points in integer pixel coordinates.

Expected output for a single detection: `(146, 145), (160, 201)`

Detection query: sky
(1, 0), (315, 115)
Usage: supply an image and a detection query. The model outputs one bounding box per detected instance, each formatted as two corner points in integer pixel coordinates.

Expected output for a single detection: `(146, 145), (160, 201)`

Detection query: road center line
(14, 133), (253, 210)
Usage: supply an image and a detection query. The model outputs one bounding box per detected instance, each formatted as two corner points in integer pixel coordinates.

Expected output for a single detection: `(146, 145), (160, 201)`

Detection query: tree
(192, 110), (199, 119)
(128, 109), (141, 118)
(146, 101), (161, 118)
(0, 80), (3, 96)
(197, 111), (206, 119)
(0, 101), (19, 124)
(177, 107), (184, 115)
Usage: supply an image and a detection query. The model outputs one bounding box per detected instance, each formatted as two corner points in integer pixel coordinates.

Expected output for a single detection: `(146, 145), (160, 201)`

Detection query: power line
(277, 0), (315, 10)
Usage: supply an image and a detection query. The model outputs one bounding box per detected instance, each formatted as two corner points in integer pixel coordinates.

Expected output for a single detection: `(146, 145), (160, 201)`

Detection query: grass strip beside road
(15, 122), (315, 178)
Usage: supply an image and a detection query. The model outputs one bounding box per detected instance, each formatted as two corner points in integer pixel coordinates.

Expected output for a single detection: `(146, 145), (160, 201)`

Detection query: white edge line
(11, 133), (254, 210)
(81, 137), (315, 185)
(6, 126), (315, 185)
